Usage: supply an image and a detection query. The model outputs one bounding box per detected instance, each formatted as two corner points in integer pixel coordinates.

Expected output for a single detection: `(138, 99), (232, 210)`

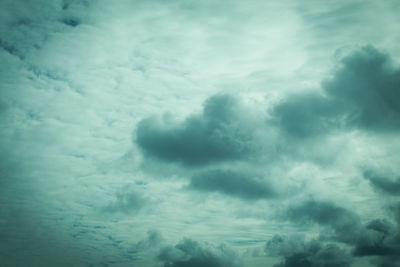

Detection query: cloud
(0, 0), (85, 60)
(136, 94), (261, 166)
(158, 238), (240, 267)
(272, 45), (400, 138)
(285, 200), (360, 241)
(130, 230), (164, 255)
(136, 230), (163, 248)
(363, 170), (400, 196)
(281, 200), (400, 266)
(271, 92), (339, 138)
(61, 17), (80, 27)
(324, 46), (400, 131)
(266, 235), (352, 267)
(189, 169), (277, 200)
(103, 190), (148, 214)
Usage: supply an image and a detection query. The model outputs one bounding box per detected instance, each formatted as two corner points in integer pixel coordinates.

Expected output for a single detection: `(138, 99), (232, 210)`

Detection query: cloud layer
(2, 0), (400, 266)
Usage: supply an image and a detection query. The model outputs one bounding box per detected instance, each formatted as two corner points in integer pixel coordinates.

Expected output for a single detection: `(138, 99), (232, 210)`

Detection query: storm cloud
(266, 235), (352, 267)
(280, 200), (400, 266)
(273, 46), (400, 138)
(136, 94), (261, 166)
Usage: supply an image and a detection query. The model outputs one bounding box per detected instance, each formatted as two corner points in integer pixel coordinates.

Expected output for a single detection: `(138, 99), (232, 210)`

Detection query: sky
(1, 0), (400, 266)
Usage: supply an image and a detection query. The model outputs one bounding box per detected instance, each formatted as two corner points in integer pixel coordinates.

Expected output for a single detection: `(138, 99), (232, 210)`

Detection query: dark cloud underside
(189, 169), (277, 200)
(266, 235), (352, 267)
(277, 200), (400, 266)
(136, 94), (257, 166)
(363, 170), (400, 196)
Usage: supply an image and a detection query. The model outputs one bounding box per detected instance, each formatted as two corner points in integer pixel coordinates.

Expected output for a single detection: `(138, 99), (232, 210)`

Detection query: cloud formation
(2, 0), (400, 266)
(266, 235), (352, 267)
(273, 46), (400, 138)
(363, 170), (400, 196)
(136, 94), (260, 166)
(158, 238), (240, 267)
(277, 199), (400, 266)
(285, 200), (360, 243)
(189, 169), (277, 200)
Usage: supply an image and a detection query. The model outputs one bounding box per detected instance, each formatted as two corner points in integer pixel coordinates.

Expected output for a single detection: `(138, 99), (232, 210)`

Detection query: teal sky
(1, 1), (400, 266)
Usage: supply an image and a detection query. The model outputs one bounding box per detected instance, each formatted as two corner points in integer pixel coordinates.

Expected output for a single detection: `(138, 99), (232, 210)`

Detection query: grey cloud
(0, 39), (19, 58)
(136, 94), (258, 166)
(282, 200), (400, 266)
(272, 92), (339, 138)
(189, 169), (277, 200)
(266, 235), (352, 267)
(158, 238), (240, 267)
(389, 202), (400, 223)
(285, 200), (360, 242)
(323, 46), (400, 131)
(364, 170), (400, 196)
(273, 46), (400, 138)
(0, 0), (89, 61)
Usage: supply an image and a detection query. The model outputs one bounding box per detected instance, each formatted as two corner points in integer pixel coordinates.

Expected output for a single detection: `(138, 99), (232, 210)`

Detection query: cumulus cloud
(158, 238), (241, 267)
(273, 45), (400, 138)
(136, 94), (263, 166)
(285, 200), (360, 242)
(266, 235), (352, 267)
(279, 200), (400, 266)
(136, 46), (400, 174)
(189, 169), (278, 200)
(272, 92), (339, 138)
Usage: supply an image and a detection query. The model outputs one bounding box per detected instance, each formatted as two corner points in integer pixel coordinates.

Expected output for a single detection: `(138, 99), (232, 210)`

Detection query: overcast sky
(1, 0), (400, 266)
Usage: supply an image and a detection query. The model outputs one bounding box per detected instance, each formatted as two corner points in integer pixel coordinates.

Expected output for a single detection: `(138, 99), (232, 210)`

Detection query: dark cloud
(189, 169), (277, 200)
(389, 202), (400, 224)
(158, 238), (240, 267)
(61, 18), (80, 27)
(364, 170), (400, 195)
(266, 235), (352, 267)
(324, 46), (400, 131)
(0, 38), (20, 57)
(273, 46), (400, 138)
(282, 200), (400, 266)
(136, 94), (259, 166)
(271, 92), (339, 138)
(285, 200), (360, 243)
